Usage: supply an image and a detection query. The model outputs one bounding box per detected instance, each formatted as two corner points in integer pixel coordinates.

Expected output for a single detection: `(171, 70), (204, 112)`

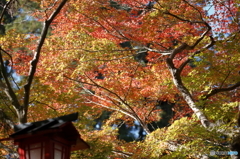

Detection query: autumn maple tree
(0, 0), (240, 158)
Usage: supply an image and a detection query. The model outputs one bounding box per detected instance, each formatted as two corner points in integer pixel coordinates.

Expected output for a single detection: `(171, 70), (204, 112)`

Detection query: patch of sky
(203, 0), (220, 37)
(95, 122), (101, 130)
(203, 0), (215, 16)
(7, 66), (21, 83)
(204, 0), (237, 39)
(126, 120), (146, 140)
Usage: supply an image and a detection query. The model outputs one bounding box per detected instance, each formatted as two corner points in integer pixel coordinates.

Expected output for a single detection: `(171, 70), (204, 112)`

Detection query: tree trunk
(16, 106), (28, 124)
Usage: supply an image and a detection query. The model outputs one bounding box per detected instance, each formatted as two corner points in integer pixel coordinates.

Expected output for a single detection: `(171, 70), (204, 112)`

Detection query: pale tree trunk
(165, 41), (240, 158)
(166, 57), (213, 128)
(161, 10), (240, 156)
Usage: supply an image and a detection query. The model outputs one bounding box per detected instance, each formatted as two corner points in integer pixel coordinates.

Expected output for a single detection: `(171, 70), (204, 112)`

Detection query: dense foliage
(0, 0), (239, 158)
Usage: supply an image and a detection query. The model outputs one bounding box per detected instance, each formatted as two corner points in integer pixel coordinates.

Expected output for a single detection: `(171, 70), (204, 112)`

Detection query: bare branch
(0, 0), (21, 110)
(33, 101), (57, 111)
(64, 75), (151, 133)
(22, 0), (68, 123)
(0, 108), (15, 129)
(143, 47), (172, 55)
(0, 48), (20, 90)
(81, 13), (125, 40)
(64, 75), (135, 116)
(0, 48), (13, 62)
(0, 0), (14, 22)
(179, 36), (215, 73)
(0, 50), (21, 108)
(163, 10), (205, 24)
(182, 0), (204, 21)
(84, 73), (151, 133)
(112, 150), (133, 158)
(84, 100), (136, 120)
(203, 82), (240, 100)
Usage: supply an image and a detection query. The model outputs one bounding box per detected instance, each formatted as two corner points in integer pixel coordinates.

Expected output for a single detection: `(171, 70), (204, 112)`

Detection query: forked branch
(21, 0), (68, 123)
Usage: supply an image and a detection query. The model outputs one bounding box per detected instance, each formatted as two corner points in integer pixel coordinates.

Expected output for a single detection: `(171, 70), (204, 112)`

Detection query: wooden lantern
(8, 112), (89, 159)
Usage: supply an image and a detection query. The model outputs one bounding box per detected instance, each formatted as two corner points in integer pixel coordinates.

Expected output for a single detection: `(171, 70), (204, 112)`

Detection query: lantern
(7, 112), (89, 159)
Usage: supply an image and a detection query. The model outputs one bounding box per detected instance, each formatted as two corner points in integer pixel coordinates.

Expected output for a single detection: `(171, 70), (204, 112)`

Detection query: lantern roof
(11, 112), (79, 137)
(9, 112), (89, 151)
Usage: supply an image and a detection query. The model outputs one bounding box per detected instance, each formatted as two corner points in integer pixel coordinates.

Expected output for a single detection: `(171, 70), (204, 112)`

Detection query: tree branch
(22, 0), (68, 123)
(0, 108), (15, 129)
(64, 75), (151, 133)
(0, 50), (21, 109)
(64, 76), (136, 117)
(164, 10), (205, 24)
(112, 150), (133, 158)
(178, 36), (215, 73)
(0, 0), (21, 110)
(0, 0), (14, 22)
(182, 0), (204, 21)
(203, 82), (240, 100)
(165, 19), (214, 129)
